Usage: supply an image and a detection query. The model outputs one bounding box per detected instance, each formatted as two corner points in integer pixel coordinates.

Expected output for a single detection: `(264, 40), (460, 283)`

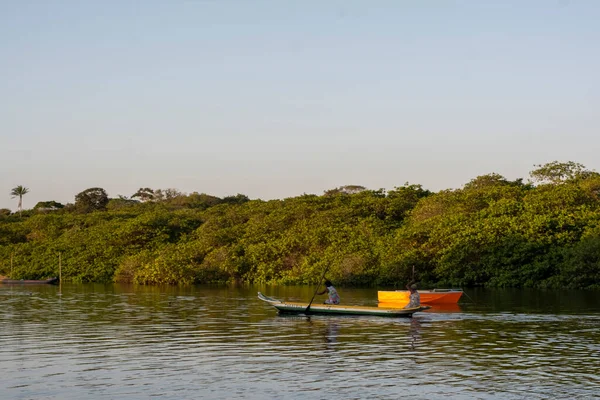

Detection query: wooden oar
(305, 266), (330, 314)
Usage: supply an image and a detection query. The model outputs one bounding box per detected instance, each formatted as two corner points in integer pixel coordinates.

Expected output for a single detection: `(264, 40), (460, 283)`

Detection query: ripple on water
(1, 286), (599, 399)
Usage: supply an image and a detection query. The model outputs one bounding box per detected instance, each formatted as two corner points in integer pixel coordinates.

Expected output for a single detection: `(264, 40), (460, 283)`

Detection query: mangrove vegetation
(1, 161), (599, 289)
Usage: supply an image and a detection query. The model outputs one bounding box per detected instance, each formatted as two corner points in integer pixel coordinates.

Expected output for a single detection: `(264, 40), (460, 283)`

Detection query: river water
(1, 284), (599, 399)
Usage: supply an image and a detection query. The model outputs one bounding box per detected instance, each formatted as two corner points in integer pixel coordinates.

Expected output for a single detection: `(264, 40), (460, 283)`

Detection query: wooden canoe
(258, 292), (430, 317)
(0, 277), (59, 285)
(378, 289), (463, 305)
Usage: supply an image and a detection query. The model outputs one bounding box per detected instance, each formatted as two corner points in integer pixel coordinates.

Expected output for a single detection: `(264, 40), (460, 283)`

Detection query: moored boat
(0, 277), (59, 285)
(258, 292), (430, 317)
(378, 288), (463, 305)
(377, 302), (462, 313)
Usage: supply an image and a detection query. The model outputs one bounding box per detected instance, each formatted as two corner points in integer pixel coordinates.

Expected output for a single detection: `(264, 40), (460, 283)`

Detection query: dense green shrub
(1, 163), (600, 288)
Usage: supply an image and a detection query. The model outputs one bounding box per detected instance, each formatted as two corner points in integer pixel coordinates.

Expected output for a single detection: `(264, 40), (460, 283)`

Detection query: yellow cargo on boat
(378, 289), (463, 305)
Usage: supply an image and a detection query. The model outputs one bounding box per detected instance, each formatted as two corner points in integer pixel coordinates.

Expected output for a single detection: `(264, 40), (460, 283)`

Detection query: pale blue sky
(1, 0), (599, 210)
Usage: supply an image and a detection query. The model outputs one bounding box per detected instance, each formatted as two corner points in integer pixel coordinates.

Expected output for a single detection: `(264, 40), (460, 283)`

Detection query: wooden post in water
(56, 252), (63, 296)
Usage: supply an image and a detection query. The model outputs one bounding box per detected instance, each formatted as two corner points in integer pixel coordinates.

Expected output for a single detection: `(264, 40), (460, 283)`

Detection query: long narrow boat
(258, 292), (430, 317)
(0, 277), (59, 285)
(378, 288), (463, 305)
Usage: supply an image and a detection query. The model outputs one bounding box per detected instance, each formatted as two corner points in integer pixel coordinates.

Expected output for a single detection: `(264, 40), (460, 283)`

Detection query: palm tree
(10, 185), (30, 216)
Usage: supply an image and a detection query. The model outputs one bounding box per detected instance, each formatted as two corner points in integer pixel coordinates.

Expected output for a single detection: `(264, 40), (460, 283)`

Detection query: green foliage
(166, 192), (222, 210)
(75, 187), (109, 213)
(1, 161), (599, 288)
(34, 200), (65, 210)
(10, 185), (30, 198)
(107, 197), (140, 211)
(530, 161), (599, 184)
(557, 236), (600, 289)
(324, 185), (367, 196)
(385, 183), (432, 225)
(222, 194), (250, 205)
(131, 187), (155, 202)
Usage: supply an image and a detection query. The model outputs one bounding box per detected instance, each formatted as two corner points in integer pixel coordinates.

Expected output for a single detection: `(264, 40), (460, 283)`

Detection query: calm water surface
(1, 284), (599, 399)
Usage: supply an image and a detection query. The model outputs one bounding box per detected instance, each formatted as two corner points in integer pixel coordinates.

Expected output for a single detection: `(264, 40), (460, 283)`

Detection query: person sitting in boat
(404, 283), (420, 309)
(317, 280), (340, 304)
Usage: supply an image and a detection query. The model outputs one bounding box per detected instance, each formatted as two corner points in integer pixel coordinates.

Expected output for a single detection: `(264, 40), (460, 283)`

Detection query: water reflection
(324, 320), (339, 346)
(1, 284), (599, 399)
(426, 303), (462, 313)
(409, 317), (422, 350)
(379, 302), (463, 313)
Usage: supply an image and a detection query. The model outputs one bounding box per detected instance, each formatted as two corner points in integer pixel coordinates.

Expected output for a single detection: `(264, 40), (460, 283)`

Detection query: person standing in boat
(404, 283), (420, 309)
(317, 280), (340, 304)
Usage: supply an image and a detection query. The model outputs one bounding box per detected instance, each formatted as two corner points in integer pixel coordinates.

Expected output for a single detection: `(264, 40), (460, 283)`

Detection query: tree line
(2, 161), (599, 289)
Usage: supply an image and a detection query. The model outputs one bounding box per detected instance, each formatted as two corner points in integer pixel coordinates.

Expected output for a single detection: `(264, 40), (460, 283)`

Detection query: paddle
(305, 266), (330, 314)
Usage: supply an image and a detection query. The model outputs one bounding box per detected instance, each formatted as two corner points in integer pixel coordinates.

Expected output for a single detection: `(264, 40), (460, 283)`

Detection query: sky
(1, 0), (599, 211)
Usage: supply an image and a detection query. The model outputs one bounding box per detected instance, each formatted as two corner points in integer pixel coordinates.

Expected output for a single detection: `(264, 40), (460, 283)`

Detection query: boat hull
(0, 277), (59, 285)
(378, 289), (463, 305)
(258, 292), (430, 317)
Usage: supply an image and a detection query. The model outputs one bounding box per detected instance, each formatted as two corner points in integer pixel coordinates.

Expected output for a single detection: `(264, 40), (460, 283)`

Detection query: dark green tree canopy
(222, 194), (250, 205)
(132, 188), (155, 202)
(75, 187), (109, 213)
(324, 185), (367, 196)
(34, 201), (65, 210)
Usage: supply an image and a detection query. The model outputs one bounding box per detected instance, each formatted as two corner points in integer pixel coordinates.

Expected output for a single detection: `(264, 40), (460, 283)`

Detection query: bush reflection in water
(1, 284), (599, 399)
